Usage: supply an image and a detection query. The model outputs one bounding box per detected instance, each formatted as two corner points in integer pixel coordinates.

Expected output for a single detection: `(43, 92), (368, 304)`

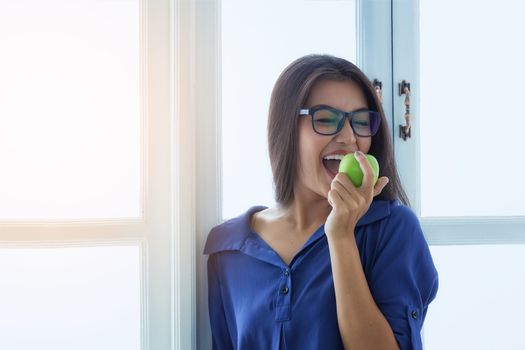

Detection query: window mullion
(358, 0), (394, 139)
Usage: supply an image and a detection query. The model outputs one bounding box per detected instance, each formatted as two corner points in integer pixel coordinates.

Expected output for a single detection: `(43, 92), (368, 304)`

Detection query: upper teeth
(323, 154), (346, 160)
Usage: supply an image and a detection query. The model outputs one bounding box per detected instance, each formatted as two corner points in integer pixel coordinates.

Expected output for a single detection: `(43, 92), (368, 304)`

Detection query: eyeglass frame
(297, 104), (381, 137)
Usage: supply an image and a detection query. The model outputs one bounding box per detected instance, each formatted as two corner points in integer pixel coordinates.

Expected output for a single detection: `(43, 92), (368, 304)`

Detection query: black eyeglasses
(298, 104), (381, 137)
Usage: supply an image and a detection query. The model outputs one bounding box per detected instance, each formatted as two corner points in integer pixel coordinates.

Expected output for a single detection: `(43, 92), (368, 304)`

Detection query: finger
(354, 151), (374, 190)
(327, 187), (344, 209)
(333, 172), (357, 197)
(373, 176), (390, 197)
(332, 174), (360, 204)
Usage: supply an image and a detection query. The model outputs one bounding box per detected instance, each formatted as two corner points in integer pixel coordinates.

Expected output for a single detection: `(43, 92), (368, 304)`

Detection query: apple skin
(338, 153), (379, 187)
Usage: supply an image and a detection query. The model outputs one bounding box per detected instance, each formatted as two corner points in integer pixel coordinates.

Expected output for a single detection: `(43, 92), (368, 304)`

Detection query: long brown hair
(267, 54), (411, 208)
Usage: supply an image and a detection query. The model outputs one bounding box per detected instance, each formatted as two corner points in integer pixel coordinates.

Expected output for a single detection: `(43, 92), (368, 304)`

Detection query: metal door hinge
(398, 80), (412, 141)
(373, 79), (383, 103)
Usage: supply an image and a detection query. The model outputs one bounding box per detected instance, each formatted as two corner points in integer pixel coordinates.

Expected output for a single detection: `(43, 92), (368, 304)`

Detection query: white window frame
(391, 0), (525, 244)
(187, 0), (221, 348)
(0, 0), (193, 348)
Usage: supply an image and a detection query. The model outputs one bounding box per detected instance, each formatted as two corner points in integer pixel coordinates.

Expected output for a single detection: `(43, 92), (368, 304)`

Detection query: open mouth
(322, 159), (340, 178)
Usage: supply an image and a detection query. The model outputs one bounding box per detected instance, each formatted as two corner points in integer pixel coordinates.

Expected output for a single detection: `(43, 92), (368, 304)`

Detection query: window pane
(0, 0), (141, 220)
(221, 0), (357, 220)
(0, 245), (141, 350)
(425, 244), (525, 349)
(420, 0), (525, 217)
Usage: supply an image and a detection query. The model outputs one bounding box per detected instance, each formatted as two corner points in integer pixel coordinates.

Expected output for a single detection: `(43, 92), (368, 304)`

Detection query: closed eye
(316, 118), (338, 124)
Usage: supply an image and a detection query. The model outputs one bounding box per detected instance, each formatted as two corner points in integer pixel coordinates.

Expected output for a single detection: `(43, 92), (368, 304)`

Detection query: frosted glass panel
(424, 244), (525, 349)
(0, 245), (141, 350)
(222, 0), (357, 220)
(0, 0), (141, 220)
(420, 0), (525, 217)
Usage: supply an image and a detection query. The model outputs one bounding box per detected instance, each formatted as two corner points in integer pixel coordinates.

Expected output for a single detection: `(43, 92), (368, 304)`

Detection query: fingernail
(355, 151), (363, 157)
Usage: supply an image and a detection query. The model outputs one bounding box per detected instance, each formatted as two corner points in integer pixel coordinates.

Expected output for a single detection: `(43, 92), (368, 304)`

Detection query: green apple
(338, 153), (380, 187)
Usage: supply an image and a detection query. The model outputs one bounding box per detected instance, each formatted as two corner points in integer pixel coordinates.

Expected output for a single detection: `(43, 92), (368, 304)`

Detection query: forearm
(327, 234), (400, 350)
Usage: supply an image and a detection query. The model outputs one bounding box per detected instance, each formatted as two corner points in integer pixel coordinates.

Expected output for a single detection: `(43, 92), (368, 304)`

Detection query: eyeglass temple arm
(298, 108), (309, 115)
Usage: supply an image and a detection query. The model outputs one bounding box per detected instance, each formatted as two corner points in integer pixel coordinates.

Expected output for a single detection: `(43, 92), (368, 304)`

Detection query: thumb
(374, 177), (389, 196)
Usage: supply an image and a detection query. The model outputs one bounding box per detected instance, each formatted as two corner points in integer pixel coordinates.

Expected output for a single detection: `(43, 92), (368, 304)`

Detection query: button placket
(275, 268), (292, 322)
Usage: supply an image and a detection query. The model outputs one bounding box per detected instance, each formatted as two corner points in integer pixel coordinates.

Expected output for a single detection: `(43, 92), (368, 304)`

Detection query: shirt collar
(203, 198), (401, 255)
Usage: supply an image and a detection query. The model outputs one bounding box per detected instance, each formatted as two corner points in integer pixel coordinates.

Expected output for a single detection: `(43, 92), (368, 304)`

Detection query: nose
(335, 117), (357, 143)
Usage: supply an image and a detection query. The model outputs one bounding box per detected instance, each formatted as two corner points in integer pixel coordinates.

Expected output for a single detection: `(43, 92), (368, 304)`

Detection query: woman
(204, 54), (439, 350)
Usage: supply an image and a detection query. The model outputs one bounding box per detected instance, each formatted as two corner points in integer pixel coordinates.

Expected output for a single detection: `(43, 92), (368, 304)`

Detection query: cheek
(357, 138), (372, 153)
(297, 121), (327, 170)
(299, 147), (326, 182)
(297, 127), (314, 160)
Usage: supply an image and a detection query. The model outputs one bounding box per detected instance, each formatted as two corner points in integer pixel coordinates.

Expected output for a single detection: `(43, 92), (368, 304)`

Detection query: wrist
(326, 230), (357, 245)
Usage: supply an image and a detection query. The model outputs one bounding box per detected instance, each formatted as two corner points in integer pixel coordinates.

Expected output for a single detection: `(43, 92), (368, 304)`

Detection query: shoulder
(375, 201), (433, 261)
(367, 201), (438, 290)
(203, 205), (268, 255)
(384, 202), (425, 240)
(386, 201), (422, 234)
(359, 199), (429, 258)
(357, 198), (403, 227)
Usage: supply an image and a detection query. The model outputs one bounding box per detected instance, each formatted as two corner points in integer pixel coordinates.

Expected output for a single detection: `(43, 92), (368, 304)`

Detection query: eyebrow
(309, 104), (370, 113)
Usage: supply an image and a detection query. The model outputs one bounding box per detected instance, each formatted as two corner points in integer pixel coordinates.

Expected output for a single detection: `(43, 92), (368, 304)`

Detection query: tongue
(323, 159), (340, 174)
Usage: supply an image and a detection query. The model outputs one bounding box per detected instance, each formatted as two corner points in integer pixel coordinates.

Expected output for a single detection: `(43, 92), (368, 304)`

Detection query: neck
(276, 195), (331, 233)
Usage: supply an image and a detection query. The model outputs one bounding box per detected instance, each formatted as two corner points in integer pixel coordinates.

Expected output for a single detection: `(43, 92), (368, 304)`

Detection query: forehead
(305, 79), (368, 111)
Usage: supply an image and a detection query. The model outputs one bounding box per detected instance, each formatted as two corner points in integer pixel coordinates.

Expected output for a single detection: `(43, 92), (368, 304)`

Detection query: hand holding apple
(324, 151), (388, 240)
(338, 152), (379, 187)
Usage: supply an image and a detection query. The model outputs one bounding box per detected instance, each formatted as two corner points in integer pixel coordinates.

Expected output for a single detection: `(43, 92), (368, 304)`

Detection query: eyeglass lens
(312, 109), (379, 136)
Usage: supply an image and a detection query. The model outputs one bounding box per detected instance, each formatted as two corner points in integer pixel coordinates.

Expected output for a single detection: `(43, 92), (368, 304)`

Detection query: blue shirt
(203, 199), (439, 350)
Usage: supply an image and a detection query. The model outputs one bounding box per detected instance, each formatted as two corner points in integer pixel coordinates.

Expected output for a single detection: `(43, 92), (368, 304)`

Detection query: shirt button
(411, 310), (418, 319)
(280, 287), (289, 295)
(284, 269), (290, 276)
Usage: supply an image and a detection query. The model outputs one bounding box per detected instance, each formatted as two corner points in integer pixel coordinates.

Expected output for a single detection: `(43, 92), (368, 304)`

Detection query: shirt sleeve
(207, 255), (234, 350)
(367, 205), (439, 350)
